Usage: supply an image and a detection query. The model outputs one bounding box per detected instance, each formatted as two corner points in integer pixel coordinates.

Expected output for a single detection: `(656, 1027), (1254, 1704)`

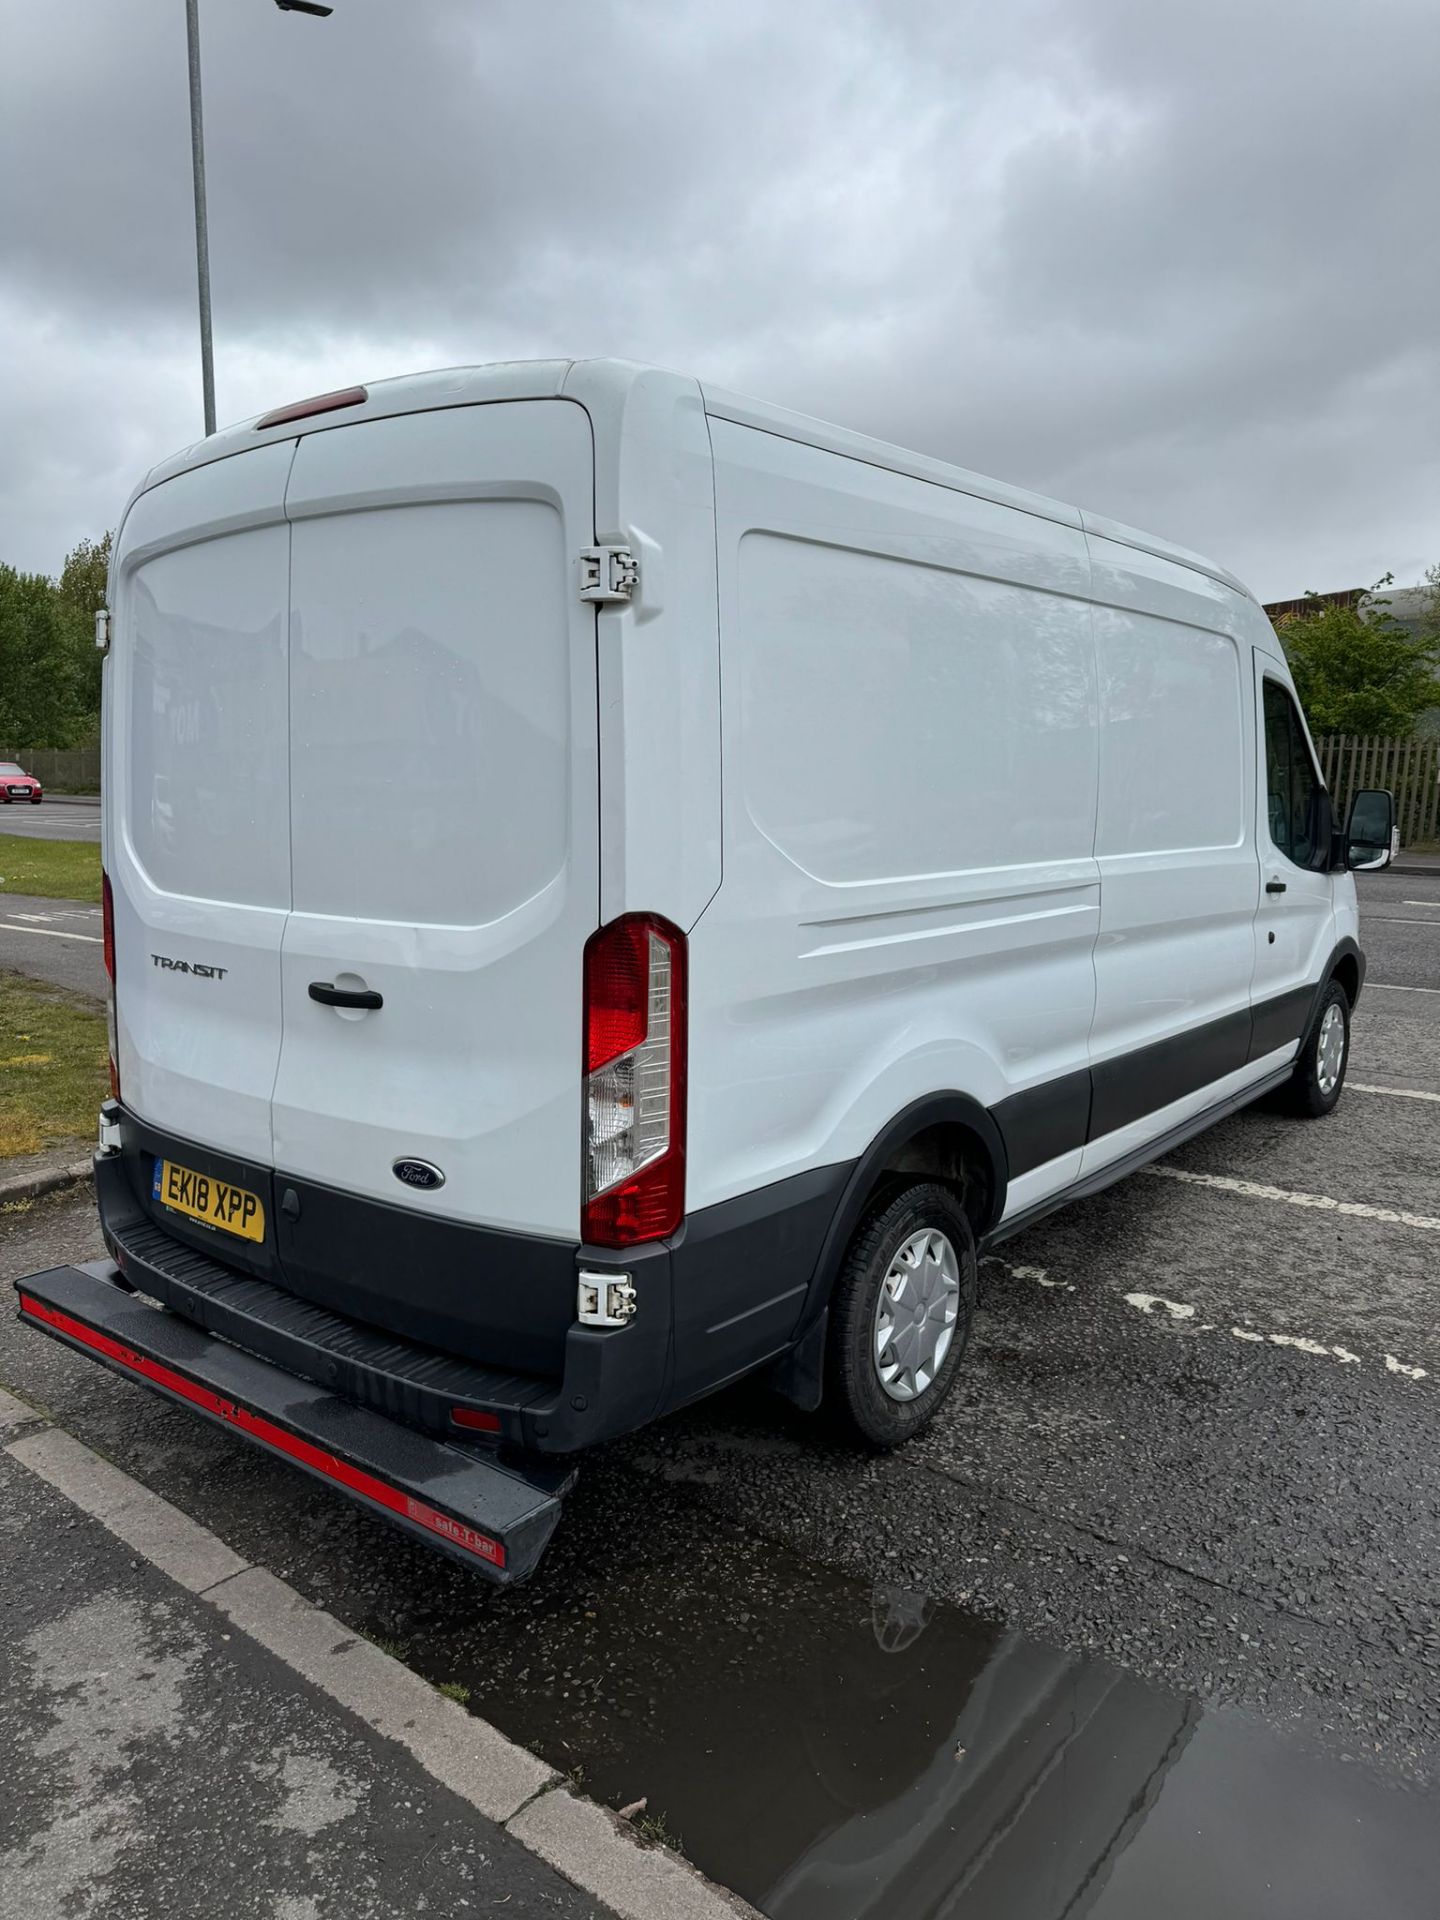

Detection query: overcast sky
(2, 0), (1436, 600)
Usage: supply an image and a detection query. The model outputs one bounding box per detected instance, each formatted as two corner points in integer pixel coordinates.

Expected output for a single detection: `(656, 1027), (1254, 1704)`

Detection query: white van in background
(17, 360), (1393, 1582)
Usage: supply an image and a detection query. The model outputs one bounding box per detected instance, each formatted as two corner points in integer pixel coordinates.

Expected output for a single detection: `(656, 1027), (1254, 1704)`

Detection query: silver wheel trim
(873, 1228), (961, 1403)
(1316, 1001), (1346, 1095)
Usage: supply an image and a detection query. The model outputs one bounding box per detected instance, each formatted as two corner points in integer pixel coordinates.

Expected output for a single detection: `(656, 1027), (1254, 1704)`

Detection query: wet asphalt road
(0, 796), (101, 842)
(3, 870), (1440, 1911)
(0, 892), (104, 999)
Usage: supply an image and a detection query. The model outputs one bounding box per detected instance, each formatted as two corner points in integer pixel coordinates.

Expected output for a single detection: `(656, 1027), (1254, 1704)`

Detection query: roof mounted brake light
(255, 385), (368, 430)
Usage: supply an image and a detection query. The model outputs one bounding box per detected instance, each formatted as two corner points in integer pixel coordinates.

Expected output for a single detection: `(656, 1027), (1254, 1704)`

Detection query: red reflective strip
(17, 1295), (505, 1569)
(450, 1407), (501, 1432)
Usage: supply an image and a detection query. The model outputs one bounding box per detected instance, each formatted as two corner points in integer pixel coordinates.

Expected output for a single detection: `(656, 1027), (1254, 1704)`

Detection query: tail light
(582, 915), (686, 1247)
(102, 870), (120, 1100)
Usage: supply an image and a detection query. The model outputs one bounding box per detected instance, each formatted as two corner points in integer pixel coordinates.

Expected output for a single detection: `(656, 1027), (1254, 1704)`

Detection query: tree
(0, 565), (77, 745)
(1275, 574), (1440, 735)
(1421, 563), (1440, 653)
(57, 532), (111, 619)
(55, 531), (112, 738)
(0, 531), (112, 748)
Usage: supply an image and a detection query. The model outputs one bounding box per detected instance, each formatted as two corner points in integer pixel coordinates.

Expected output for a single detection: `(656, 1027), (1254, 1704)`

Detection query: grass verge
(0, 977), (109, 1157)
(0, 834), (102, 904)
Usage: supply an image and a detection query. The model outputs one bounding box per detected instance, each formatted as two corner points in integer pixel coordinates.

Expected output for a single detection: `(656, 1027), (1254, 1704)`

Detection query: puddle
(393, 1488), (1438, 1919)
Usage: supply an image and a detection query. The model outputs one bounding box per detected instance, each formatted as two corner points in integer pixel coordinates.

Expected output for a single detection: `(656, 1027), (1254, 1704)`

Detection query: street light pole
(183, 1), (333, 437)
(184, 0), (216, 437)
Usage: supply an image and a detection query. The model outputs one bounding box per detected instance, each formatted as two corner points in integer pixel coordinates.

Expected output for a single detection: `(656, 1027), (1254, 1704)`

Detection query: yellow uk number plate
(152, 1159), (265, 1243)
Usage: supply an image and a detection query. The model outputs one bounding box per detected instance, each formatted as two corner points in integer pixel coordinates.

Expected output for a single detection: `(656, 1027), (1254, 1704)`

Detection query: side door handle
(308, 981), (383, 1010)
(1265, 880), (1287, 895)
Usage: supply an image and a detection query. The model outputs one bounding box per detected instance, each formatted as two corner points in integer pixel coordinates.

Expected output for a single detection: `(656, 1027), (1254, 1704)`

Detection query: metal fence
(0, 744), (101, 792)
(1316, 734), (1440, 847)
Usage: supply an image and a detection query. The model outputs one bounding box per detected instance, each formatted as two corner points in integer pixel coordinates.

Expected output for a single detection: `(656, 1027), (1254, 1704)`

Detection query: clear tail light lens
(582, 914), (686, 1248)
(102, 869), (119, 1100)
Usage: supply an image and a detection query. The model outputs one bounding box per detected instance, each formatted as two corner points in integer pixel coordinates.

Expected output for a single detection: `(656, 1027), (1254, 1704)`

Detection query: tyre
(1281, 979), (1350, 1117)
(29, 795), (41, 804)
(826, 1180), (977, 1448)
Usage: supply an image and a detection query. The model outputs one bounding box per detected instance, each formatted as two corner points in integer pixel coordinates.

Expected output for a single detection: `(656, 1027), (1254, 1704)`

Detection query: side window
(1262, 680), (1324, 869)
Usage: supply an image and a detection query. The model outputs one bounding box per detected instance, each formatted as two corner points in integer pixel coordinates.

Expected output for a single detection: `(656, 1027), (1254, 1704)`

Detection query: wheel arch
(1327, 936), (1364, 1012)
(771, 1093), (1008, 1411)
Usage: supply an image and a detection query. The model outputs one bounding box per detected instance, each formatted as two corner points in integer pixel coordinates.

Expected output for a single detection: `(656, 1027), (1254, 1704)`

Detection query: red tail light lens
(582, 915), (687, 1248)
(102, 870), (119, 1100)
(584, 917), (651, 1072)
(102, 871), (115, 983)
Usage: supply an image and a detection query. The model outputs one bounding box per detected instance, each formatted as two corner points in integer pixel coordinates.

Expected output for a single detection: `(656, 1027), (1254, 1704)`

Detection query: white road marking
(1368, 982), (1440, 994)
(1119, 1297), (1426, 1378)
(1349, 1082), (1440, 1104)
(1125, 1292), (1195, 1321)
(982, 1258), (1076, 1293)
(1144, 1163), (1440, 1233)
(1402, 900), (1440, 908)
(4, 908), (98, 923)
(1386, 1354), (1429, 1380)
(0, 920), (101, 943)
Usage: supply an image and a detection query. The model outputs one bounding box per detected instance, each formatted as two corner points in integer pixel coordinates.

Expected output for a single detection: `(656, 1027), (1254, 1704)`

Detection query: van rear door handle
(1265, 880), (1287, 895)
(308, 981), (383, 1010)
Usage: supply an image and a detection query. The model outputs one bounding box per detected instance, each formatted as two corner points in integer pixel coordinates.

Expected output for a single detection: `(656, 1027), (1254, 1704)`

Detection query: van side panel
(693, 418), (1101, 1311)
(1078, 536), (1263, 1177)
(108, 441), (298, 1164)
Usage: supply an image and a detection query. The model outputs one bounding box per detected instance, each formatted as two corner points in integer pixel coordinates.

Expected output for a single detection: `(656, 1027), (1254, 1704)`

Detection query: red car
(0, 761), (43, 803)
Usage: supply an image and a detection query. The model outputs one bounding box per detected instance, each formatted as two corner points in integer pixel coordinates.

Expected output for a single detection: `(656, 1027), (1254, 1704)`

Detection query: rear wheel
(826, 1180), (977, 1448)
(1281, 979), (1350, 1117)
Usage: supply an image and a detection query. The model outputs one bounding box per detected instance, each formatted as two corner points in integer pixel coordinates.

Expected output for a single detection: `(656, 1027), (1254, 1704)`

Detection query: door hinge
(577, 1270), (637, 1328)
(94, 608), (111, 651)
(578, 545), (638, 604)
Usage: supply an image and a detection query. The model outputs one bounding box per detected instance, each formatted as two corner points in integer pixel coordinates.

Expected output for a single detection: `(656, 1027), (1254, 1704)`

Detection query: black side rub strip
(994, 972), (1344, 1179)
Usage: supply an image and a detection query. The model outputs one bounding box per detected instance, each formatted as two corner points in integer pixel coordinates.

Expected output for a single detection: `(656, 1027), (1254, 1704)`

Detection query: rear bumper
(92, 1134), (671, 1454)
(14, 1262), (571, 1584)
(85, 1103), (847, 1458)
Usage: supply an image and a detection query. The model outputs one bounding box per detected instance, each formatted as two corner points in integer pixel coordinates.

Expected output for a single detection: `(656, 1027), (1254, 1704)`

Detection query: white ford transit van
(18, 360), (1393, 1582)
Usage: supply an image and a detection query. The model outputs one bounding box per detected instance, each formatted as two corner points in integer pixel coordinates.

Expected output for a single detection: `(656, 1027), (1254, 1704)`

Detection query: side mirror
(1345, 789), (1394, 870)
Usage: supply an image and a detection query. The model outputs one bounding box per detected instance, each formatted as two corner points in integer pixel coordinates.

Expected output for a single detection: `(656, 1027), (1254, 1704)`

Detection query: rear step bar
(14, 1263), (573, 1586)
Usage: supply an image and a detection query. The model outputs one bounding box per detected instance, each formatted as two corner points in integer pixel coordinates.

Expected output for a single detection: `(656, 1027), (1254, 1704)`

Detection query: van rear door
(270, 400), (598, 1240)
(109, 441), (297, 1165)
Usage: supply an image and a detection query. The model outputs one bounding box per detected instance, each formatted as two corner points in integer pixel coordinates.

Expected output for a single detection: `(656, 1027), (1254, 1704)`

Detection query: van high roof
(133, 356), (1251, 603)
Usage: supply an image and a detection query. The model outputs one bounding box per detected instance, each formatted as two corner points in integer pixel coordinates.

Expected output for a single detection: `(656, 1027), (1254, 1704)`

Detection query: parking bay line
(1349, 1082), (1440, 1104)
(0, 920), (101, 943)
(1120, 1291), (1428, 1380)
(985, 1260), (1430, 1382)
(1368, 982), (1440, 994)
(1143, 1162), (1440, 1232)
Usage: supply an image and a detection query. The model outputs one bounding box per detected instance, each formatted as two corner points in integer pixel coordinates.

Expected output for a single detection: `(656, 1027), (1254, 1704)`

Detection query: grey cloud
(0, 0), (1435, 599)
